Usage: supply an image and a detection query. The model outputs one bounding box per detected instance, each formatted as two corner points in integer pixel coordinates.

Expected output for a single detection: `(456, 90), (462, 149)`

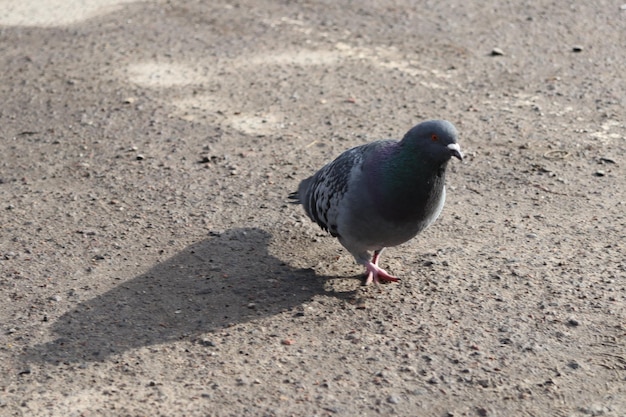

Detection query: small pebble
(580, 404), (608, 416)
(198, 338), (216, 347)
(427, 376), (439, 385)
(387, 395), (401, 404)
(490, 48), (504, 56)
(567, 317), (580, 327)
(572, 45), (583, 52)
(594, 170), (605, 177)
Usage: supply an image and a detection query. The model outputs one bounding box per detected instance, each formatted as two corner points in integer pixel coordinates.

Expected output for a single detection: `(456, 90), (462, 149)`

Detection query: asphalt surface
(1, 1), (625, 416)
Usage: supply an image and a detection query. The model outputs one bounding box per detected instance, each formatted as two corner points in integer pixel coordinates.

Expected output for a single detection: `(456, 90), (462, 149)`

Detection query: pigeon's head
(402, 119), (463, 163)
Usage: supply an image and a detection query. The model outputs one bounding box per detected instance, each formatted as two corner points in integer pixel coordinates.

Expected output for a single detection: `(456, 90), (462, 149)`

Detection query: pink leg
(364, 250), (399, 285)
(371, 250), (381, 265)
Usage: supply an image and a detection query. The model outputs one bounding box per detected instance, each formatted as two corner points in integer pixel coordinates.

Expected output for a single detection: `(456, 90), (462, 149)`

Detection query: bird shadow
(24, 227), (354, 364)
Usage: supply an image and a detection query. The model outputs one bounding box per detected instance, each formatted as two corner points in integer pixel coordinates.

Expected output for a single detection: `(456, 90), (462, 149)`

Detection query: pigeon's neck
(367, 144), (447, 222)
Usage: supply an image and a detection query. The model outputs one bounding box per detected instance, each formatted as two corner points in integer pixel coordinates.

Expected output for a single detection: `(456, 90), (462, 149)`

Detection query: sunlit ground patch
(0, 0), (140, 27)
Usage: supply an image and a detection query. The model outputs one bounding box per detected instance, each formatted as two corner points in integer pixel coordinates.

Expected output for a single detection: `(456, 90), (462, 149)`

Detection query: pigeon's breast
(372, 186), (445, 248)
(337, 171), (446, 251)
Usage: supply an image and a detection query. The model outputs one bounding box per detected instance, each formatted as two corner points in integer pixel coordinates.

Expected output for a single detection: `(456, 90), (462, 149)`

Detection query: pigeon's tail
(289, 177), (313, 205)
(288, 190), (301, 204)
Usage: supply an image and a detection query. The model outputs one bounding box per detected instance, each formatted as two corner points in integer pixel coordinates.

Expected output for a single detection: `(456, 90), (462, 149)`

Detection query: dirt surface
(1, 0), (625, 416)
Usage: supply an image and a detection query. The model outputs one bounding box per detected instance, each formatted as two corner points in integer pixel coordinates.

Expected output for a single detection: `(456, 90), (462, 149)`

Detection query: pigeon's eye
(431, 134), (439, 141)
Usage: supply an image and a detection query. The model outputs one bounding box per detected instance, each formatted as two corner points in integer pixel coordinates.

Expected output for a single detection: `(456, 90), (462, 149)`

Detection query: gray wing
(296, 141), (393, 237)
(298, 146), (364, 237)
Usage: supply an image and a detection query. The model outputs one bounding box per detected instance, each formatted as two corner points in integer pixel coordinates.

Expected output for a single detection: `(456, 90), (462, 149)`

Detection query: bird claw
(363, 263), (400, 285)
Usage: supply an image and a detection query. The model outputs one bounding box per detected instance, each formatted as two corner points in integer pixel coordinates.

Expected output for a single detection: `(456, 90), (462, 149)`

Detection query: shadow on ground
(25, 227), (352, 363)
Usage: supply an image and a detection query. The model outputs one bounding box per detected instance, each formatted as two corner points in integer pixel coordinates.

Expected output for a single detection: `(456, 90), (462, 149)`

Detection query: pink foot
(363, 250), (399, 285)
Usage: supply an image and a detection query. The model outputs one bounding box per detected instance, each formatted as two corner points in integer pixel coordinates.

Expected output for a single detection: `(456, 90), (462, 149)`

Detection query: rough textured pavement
(1, 1), (625, 416)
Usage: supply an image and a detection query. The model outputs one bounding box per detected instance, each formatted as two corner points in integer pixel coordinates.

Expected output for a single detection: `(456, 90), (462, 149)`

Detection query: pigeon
(290, 119), (462, 285)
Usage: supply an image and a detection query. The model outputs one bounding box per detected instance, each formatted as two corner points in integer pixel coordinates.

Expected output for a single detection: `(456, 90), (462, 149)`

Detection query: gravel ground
(1, 1), (625, 416)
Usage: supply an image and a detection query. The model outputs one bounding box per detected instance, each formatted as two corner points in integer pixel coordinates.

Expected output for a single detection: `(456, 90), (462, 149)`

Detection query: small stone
(387, 395), (401, 404)
(490, 48), (504, 56)
(476, 407), (488, 417)
(198, 338), (216, 347)
(567, 360), (580, 370)
(136, 154), (145, 160)
(567, 317), (580, 326)
(594, 170), (605, 177)
(580, 404), (608, 416)
(572, 45), (583, 52)
(427, 376), (439, 385)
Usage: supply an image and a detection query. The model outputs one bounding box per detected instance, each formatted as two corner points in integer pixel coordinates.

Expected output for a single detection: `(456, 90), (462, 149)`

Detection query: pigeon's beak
(447, 143), (463, 161)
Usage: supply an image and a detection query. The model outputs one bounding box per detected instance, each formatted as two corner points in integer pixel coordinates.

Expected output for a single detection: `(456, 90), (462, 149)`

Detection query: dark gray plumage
(290, 119), (462, 285)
